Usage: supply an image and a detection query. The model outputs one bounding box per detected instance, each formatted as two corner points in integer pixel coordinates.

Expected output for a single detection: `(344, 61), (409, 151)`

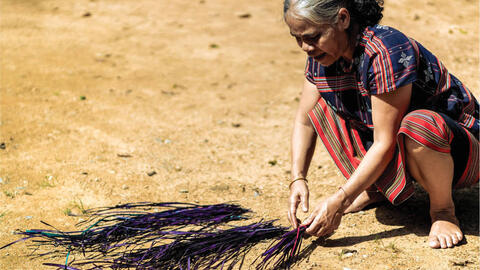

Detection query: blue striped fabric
(305, 24), (479, 138)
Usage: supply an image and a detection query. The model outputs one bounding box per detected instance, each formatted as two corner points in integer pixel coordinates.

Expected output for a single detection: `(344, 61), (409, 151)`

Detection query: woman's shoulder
(360, 24), (412, 53)
(363, 24), (407, 38)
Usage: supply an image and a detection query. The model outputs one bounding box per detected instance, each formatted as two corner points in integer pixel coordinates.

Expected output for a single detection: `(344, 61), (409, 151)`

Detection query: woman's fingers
(287, 209), (298, 228)
(288, 182), (310, 228)
(304, 205), (325, 235)
(301, 210), (315, 227)
(301, 191), (309, 212)
(305, 214), (321, 235)
(303, 199), (344, 237)
(288, 194), (301, 228)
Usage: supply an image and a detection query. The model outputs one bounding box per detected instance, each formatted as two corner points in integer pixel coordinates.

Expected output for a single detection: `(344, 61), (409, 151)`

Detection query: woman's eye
(310, 34), (321, 42)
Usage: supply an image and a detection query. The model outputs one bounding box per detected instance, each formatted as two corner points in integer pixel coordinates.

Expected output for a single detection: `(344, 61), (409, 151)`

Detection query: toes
(429, 232), (464, 248)
(444, 235), (453, 248)
(439, 235), (448, 249)
(428, 235), (440, 249)
(451, 235), (458, 245)
(429, 218), (464, 248)
(455, 231), (463, 242)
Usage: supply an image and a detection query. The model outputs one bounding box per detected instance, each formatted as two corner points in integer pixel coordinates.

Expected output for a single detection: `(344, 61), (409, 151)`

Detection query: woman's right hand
(287, 179), (309, 228)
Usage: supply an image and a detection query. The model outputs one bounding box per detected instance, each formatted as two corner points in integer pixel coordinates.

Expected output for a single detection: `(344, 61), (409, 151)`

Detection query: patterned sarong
(308, 99), (479, 205)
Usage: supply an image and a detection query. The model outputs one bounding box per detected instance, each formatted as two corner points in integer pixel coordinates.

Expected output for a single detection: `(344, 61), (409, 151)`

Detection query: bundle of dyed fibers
(255, 226), (306, 270)
(1, 202), (308, 269)
(1, 202), (250, 256)
(54, 220), (289, 270)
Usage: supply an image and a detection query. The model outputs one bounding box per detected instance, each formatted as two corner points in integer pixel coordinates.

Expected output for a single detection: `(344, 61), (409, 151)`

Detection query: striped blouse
(305, 24), (479, 141)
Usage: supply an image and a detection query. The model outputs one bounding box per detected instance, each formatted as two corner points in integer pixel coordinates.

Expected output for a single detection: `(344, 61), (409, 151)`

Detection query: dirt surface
(0, 0), (479, 269)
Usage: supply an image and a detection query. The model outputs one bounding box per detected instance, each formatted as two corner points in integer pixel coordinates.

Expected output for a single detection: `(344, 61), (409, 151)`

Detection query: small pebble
(237, 13), (251, 18)
(147, 171), (157, 176)
(254, 191), (260, 197)
(341, 249), (357, 259)
(25, 216), (32, 220)
(164, 139), (171, 144)
(179, 190), (189, 193)
(94, 177), (101, 182)
(0, 142), (5, 149)
(174, 166), (182, 172)
(122, 184), (129, 190)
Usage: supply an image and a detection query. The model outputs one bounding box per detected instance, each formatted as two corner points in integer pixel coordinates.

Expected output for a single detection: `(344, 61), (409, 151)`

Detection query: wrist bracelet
(338, 186), (352, 207)
(289, 177), (308, 189)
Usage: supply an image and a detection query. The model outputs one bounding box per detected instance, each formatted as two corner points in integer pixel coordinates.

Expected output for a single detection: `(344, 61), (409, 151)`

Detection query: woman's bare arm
(287, 78), (320, 228)
(341, 84), (412, 201)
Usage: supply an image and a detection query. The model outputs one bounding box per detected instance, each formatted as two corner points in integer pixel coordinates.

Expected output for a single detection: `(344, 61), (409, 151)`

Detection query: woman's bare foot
(344, 188), (386, 214)
(428, 208), (463, 249)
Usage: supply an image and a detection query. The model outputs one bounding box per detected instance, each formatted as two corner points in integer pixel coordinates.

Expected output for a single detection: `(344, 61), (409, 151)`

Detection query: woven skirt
(307, 98), (479, 205)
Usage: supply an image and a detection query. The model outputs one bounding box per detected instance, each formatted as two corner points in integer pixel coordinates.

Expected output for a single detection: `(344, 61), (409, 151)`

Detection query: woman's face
(285, 11), (351, 67)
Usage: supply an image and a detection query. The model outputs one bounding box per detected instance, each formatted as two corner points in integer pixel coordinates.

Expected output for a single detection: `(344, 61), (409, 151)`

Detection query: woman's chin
(314, 55), (335, 67)
(316, 59), (335, 67)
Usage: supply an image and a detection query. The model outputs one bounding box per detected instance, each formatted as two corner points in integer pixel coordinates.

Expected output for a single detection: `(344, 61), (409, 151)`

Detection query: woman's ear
(337, 7), (351, 30)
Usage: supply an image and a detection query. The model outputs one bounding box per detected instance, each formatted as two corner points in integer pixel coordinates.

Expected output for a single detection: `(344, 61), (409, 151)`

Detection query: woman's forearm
(340, 84), (412, 204)
(290, 79), (321, 181)
(291, 120), (317, 180)
(341, 141), (396, 202)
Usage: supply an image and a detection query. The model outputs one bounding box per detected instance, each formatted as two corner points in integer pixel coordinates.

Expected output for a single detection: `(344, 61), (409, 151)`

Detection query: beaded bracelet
(289, 177), (308, 189)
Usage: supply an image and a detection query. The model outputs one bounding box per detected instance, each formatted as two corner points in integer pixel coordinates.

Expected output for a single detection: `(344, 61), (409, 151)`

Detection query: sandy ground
(0, 0), (479, 269)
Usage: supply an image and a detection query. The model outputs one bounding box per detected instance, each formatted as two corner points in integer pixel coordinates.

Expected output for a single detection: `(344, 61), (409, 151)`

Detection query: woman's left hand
(301, 191), (347, 237)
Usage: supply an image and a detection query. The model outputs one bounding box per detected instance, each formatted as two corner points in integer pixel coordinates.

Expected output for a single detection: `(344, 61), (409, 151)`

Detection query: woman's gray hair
(284, 0), (384, 28)
(284, 0), (346, 25)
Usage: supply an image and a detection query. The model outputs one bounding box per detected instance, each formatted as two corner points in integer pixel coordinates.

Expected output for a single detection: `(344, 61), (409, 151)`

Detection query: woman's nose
(301, 41), (313, 53)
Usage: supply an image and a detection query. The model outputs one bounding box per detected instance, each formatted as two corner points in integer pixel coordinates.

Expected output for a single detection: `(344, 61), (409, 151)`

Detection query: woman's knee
(399, 109), (452, 154)
(404, 135), (424, 157)
(403, 135), (424, 180)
